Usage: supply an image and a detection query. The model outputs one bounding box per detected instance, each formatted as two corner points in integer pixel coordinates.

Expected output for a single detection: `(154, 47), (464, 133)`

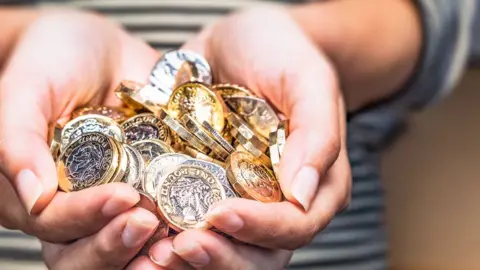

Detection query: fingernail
(150, 244), (174, 267)
(291, 166), (319, 211)
(173, 241), (210, 267)
(15, 170), (43, 215)
(206, 207), (244, 233)
(102, 186), (140, 216)
(122, 211), (159, 248)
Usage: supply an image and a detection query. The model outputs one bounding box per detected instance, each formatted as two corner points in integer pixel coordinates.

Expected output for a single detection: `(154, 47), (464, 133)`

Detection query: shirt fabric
(0, 0), (477, 269)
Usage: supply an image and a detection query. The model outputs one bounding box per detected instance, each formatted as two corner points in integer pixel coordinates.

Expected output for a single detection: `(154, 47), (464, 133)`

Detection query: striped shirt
(0, 0), (478, 269)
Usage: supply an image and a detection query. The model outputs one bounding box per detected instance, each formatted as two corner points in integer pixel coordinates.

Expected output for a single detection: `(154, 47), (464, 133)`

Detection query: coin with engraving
(156, 108), (210, 154)
(150, 49), (212, 95)
(122, 144), (145, 188)
(122, 113), (172, 144)
(110, 141), (129, 184)
(201, 121), (235, 154)
(57, 133), (119, 192)
(183, 159), (237, 199)
(131, 139), (174, 164)
(183, 146), (226, 168)
(268, 131), (281, 180)
(227, 113), (268, 155)
(61, 115), (125, 148)
(174, 61), (201, 88)
(71, 106), (135, 123)
(167, 82), (225, 132)
(226, 96), (279, 139)
(143, 153), (191, 198)
(115, 80), (170, 112)
(277, 120), (289, 157)
(157, 165), (226, 232)
(212, 84), (252, 99)
(226, 151), (281, 203)
(235, 143), (272, 168)
(182, 114), (229, 160)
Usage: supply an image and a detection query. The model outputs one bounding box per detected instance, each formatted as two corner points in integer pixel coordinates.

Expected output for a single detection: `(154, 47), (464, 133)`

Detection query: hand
(148, 6), (351, 269)
(0, 9), (161, 269)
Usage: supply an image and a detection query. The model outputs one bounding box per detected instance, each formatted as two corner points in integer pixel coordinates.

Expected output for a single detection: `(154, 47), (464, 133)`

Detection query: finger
(1, 181), (140, 243)
(172, 230), (292, 270)
(126, 256), (166, 270)
(206, 145), (350, 250)
(148, 237), (194, 270)
(43, 207), (159, 270)
(0, 12), (121, 214)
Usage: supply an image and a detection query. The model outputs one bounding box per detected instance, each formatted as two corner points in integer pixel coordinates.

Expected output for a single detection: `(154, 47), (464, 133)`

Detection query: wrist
(289, 0), (422, 111)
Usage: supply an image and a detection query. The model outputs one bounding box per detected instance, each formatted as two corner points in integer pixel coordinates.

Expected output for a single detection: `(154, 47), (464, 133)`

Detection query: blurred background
(1, 0), (479, 269)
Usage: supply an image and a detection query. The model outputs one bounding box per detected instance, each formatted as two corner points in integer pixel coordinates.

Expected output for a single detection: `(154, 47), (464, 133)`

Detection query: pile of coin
(49, 49), (289, 238)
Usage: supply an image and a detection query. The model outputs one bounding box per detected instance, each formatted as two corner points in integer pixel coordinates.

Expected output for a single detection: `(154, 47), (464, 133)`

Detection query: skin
(0, 0), (421, 269)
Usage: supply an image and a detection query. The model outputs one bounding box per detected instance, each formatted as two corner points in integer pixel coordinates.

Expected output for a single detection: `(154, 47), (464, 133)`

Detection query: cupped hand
(0, 9), (161, 269)
(149, 6), (351, 269)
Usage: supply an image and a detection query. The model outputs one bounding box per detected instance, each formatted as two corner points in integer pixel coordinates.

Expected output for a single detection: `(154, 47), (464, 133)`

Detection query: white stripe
(110, 13), (222, 28)
(134, 31), (196, 45)
(66, 0), (273, 9)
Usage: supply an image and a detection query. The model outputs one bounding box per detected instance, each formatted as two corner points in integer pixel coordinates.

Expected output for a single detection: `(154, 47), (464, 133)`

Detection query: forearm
(290, 0), (422, 111)
(0, 8), (39, 70)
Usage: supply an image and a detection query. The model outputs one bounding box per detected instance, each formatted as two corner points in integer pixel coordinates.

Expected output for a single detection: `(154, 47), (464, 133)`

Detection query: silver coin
(182, 159), (237, 198)
(149, 49), (212, 95)
(226, 96), (279, 139)
(143, 153), (191, 198)
(122, 144), (145, 189)
(61, 115), (125, 147)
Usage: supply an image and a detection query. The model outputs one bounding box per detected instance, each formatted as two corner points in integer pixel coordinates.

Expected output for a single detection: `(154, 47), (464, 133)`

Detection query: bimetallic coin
(123, 144), (145, 188)
(143, 153), (191, 198)
(201, 121), (235, 154)
(174, 61), (201, 88)
(167, 82), (225, 133)
(183, 159), (237, 199)
(110, 141), (129, 184)
(131, 139), (174, 164)
(156, 108), (210, 154)
(277, 120), (289, 157)
(183, 146), (226, 168)
(226, 151), (281, 203)
(227, 113), (268, 154)
(61, 115), (125, 147)
(182, 114), (229, 160)
(156, 165), (226, 232)
(150, 49), (212, 95)
(115, 80), (170, 112)
(57, 133), (119, 192)
(71, 106), (135, 123)
(212, 84), (252, 99)
(226, 96), (280, 139)
(235, 143), (272, 168)
(122, 113), (172, 144)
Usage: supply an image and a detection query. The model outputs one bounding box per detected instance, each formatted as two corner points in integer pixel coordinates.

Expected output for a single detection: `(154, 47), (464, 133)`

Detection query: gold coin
(167, 82), (225, 132)
(71, 106), (135, 123)
(212, 83), (252, 99)
(201, 121), (235, 154)
(131, 139), (174, 165)
(57, 133), (119, 192)
(109, 140), (129, 184)
(61, 115), (125, 148)
(181, 114), (229, 160)
(156, 108), (210, 154)
(121, 113), (172, 145)
(225, 151), (281, 203)
(227, 113), (268, 154)
(174, 61), (201, 88)
(234, 143), (272, 168)
(115, 80), (170, 112)
(277, 120), (289, 157)
(183, 146), (226, 168)
(226, 96), (279, 139)
(156, 164), (226, 232)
